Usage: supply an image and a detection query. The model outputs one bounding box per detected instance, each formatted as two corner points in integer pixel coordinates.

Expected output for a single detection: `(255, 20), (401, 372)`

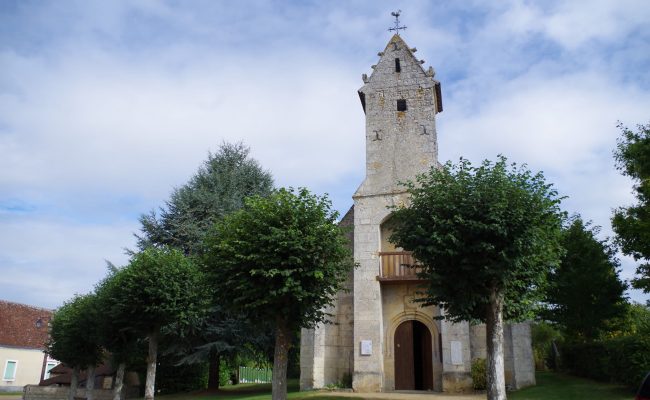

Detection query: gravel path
(315, 390), (486, 400)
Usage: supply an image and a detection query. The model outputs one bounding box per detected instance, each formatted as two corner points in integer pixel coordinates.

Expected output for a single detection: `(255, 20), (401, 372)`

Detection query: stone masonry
(300, 34), (535, 393)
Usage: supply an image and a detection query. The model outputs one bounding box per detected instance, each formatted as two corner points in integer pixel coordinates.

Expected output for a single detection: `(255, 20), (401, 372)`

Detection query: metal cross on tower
(388, 10), (407, 35)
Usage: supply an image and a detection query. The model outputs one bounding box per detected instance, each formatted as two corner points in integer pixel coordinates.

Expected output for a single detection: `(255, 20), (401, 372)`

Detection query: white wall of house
(0, 346), (47, 391)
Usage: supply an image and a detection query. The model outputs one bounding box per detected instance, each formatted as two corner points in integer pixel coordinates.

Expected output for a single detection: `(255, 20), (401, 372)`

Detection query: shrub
(471, 358), (487, 390)
(531, 322), (562, 371)
(155, 360), (208, 394)
(561, 334), (650, 387)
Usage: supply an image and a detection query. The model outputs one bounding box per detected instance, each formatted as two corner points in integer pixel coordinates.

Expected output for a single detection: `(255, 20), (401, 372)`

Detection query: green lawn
(509, 371), (634, 400)
(159, 380), (349, 400)
(156, 372), (636, 400)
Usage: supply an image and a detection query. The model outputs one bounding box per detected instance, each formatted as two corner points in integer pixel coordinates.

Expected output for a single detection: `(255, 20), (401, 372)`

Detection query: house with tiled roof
(0, 300), (58, 391)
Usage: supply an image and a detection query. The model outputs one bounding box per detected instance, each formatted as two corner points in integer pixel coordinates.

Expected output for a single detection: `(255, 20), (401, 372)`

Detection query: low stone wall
(24, 386), (137, 400)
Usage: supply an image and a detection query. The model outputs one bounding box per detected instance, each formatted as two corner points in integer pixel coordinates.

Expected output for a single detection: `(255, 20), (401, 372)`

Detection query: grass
(509, 371), (635, 400)
(156, 372), (637, 400)
(158, 379), (349, 400)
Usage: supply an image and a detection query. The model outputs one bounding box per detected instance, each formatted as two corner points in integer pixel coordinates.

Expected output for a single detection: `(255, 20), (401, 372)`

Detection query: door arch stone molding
(385, 310), (438, 358)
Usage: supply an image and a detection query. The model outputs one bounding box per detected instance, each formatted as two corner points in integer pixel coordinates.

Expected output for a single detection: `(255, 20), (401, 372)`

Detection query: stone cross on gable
(388, 10), (407, 35)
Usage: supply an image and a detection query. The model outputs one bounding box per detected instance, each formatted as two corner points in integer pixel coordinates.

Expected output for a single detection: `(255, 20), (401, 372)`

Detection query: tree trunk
(271, 318), (293, 400)
(113, 362), (126, 400)
(69, 366), (80, 400)
(486, 287), (506, 400)
(207, 351), (221, 390)
(86, 365), (95, 400)
(144, 330), (159, 400)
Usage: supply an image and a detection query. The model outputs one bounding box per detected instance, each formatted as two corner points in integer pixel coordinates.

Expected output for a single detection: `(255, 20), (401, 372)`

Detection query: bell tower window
(395, 58), (401, 73)
(397, 99), (407, 111)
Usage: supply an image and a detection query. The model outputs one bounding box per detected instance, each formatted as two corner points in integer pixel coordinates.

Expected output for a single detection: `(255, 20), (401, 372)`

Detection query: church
(300, 31), (535, 393)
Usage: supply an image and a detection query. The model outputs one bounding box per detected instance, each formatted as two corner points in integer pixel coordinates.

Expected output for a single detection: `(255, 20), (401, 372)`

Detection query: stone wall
(440, 320), (472, 392)
(469, 322), (536, 390)
(355, 34), (439, 199)
(508, 322), (535, 389)
(299, 208), (355, 390)
(23, 386), (138, 400)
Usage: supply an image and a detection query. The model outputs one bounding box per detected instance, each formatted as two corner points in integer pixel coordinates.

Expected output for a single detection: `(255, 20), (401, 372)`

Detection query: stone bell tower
(351, 33), (444, 392)
(355, 33), (442, 198)
(300, 29), (535, 394)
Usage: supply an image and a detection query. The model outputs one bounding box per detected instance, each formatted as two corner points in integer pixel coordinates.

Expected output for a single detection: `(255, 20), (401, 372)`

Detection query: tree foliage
(108, 247), (209, 400)
(137, 142), (273, 255)
(612, 122), (650, 292)
(391, 157), (565, 322)
(205, 188), (353, 329)
(543, 217), (628, 340)
(94, 267), (142, 365)
(47, 293), (104, 369)
(390, 157), (564, 400)
(110, 247), (208, 336)
(48, 293), (104, 400)
(203, 187), (354, 400)
(135, 142), (274, 389)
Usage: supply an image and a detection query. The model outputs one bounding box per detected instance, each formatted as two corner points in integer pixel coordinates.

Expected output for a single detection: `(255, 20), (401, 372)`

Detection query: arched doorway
(394, 320), (433, 390)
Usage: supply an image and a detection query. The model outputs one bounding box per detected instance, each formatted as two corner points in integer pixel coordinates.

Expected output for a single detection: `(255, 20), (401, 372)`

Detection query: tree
(619, 302), (650, 337)
(203, 188), (354, 400)
(109, 247), (209, 400)
(47, 294), (104, 400)
(612, 122), (650, 292)
(137, 142), (273, 255)
(543, 217), (628, 340)
(390, 157), (564, 400)
(94, 266), (143, 400)
(136, 142), (274, 389)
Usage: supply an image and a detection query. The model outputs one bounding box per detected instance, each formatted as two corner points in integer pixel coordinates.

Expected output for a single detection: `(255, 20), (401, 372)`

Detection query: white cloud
(542, 0), (650, 49)
(1, 0), (649, 307)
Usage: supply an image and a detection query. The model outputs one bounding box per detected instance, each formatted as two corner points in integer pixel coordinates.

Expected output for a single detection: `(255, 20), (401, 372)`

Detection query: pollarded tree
(109, 247), (209, 400)
(612, 122), (650, 292)
(203, 188), (354, 400)
(543, 217), (628, 340)
(390, 157), (564, 400)
(94, 267), (143, 400)
(47, 294), (104, 400)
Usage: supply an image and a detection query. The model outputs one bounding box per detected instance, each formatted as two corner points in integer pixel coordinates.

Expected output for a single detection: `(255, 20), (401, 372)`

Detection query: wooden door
(419, 322), (434, 390)
(394, 321), (414, 390)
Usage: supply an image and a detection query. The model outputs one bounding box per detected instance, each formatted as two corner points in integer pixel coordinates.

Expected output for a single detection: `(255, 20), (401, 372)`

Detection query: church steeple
(355, 34), (442, 198)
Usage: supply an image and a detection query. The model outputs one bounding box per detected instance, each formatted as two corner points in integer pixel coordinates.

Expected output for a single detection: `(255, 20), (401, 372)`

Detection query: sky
(1, 0), (649, 309)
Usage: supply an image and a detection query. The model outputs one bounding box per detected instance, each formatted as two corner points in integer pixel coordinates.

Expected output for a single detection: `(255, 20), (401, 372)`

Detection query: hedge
(561, 334), (650, 387)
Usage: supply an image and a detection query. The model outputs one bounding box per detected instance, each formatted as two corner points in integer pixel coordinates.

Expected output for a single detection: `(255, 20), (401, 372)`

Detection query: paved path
(315, 391), (486, 400)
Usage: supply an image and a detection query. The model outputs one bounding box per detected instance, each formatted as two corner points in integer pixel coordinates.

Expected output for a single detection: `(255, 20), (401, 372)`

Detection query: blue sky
(1, 0), (649, 308)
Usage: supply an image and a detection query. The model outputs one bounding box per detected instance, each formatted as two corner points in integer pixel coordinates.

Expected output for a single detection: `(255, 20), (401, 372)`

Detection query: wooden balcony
(377, 251), (424, 282)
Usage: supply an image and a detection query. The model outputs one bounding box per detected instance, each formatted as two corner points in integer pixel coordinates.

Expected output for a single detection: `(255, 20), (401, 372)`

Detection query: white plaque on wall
(451, 341), (463, 365)
(361, 340), (372, 355)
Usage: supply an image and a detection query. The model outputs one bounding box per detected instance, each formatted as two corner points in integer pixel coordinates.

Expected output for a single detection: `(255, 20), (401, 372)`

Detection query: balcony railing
(378, 251), (423, 281)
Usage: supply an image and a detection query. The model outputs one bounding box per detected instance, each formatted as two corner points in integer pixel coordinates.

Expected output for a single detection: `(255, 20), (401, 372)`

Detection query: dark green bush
(471, 358), (487, 390)
(155, 360), (208, 394)
(561, 334), (650, 387)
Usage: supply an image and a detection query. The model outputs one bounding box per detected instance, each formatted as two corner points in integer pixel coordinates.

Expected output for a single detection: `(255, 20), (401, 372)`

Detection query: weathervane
(388, 10), (407, 35)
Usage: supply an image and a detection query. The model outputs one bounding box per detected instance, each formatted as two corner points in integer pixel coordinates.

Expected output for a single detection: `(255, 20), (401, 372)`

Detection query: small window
(395, 58), (401, 73)
(45, 362), (57, 380)
(397, 99), (407, 111)
(3, 360), (17, 381)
